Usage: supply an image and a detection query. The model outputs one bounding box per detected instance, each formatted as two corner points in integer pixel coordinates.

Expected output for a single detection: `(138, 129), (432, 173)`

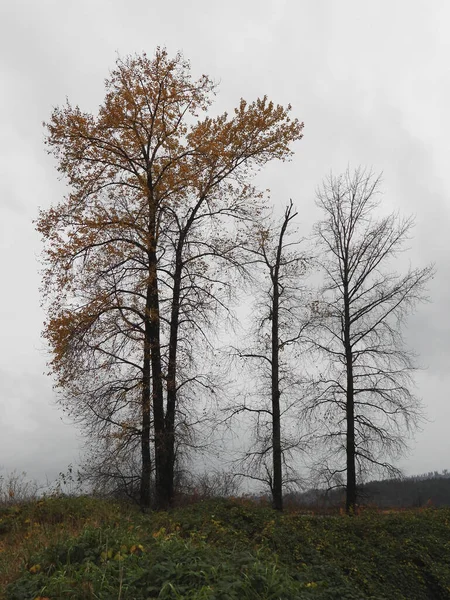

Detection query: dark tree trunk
(271, 277), (283, 511)
(146, 212), (166, 510)
(344, 286), (356, 514)
(269, 202), (295, 511)
(345, 362), (356, 514)
(140, 324), (152, 509)
(149, 274), (167, 509)
(162, 245), (184, 509)
(163, 205), (203, 509)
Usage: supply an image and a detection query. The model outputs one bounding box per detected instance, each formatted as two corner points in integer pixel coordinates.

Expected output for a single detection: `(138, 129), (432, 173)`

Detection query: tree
(37, 49), (303, 509)
(305, 168), (434, 513)
(232, 201), (309, 510)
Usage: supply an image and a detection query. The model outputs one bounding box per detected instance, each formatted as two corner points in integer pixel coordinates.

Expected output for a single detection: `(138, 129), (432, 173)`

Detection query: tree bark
(140, 321), (152, 509)
(164, 204), (203, 508)
(147, 220), (166, 510)
(163, 244), (184, 509)
(344, 285), (356, 514)
(271, 274), (283, 511)
(269, 203), (295, 511)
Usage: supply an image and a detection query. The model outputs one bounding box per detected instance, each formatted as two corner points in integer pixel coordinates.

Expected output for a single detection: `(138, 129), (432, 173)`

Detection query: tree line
(37, 48), (433, 513)
(290, 471), (450, 509)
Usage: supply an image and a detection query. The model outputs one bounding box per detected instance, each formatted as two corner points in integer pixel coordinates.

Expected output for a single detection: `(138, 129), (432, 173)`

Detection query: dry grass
(0, 496), (125, 596)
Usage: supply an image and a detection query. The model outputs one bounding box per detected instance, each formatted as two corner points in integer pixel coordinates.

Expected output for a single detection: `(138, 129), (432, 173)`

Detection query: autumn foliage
(37, 49), (303, 509)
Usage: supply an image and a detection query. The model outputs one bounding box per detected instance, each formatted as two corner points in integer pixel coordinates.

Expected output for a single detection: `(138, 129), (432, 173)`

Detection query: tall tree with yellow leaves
(37, 49), (303, 509)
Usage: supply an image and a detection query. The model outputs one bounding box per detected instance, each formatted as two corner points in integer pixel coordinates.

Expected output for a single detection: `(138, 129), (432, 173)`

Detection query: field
(1, 496), (449, 599)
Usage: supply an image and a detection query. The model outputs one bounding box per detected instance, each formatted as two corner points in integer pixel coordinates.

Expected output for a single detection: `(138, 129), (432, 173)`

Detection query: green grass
(1, 496), (450, 599)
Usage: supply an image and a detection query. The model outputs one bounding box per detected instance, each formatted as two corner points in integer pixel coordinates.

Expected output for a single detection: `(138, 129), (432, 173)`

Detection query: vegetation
(37, 47), (433, 514)
(2, 496), (450, 599)
(232, 200), (308, 511)
(37, 48), (303, 511)
(305, 168), (433, 513)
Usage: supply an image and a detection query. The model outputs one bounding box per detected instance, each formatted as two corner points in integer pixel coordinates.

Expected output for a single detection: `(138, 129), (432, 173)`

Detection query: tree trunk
(345, 372), (357, 514)
(140, 327), (152, 509)
(271, 388), (283, 510)
(147, 245), (166, 510)
(344, 287), (356, 514)
(271, 264), (283, 511)
(162, 246), (183, 509)
(163, 206), (202, 509)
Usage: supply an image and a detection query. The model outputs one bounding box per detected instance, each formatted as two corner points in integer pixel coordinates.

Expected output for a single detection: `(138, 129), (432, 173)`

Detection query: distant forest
(289, 470), (450, 509)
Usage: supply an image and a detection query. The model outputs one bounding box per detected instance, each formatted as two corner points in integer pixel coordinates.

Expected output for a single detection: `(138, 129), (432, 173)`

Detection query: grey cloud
(0, 0), (449, 483)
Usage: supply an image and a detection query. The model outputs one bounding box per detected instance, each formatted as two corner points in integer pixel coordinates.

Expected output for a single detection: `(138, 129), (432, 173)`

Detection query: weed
(2, 498), (450, 599)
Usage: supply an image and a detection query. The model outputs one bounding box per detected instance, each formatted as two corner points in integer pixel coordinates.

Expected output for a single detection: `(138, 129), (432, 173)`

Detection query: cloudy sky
(1, 0), (449, 486)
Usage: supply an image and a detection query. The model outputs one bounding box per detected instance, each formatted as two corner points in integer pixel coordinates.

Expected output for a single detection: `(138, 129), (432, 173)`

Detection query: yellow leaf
(29, 564), (41, 574)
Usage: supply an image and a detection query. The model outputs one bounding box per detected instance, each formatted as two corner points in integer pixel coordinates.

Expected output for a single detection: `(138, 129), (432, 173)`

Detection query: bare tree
(305, 168), (434, 513)
(81, 435), (143, 504)
(231, 201), (309, 510)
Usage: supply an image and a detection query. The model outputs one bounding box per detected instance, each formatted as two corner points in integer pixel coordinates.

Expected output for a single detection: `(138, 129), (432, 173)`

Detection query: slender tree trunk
(344, 287), (356, 514)
(141, 197), (159, 509)
(271, 276), (283, 511)
(140, 323), (152, 509)
(163, 245), (184, 508)
(345, 363), (356, 514)
(163, 206), (202, 508)
(146, 228), (166, 510)
(269, 203), (296, 511)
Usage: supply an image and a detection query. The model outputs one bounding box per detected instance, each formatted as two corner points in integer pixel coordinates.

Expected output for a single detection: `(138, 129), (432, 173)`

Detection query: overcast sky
(1, 0), (449, 486)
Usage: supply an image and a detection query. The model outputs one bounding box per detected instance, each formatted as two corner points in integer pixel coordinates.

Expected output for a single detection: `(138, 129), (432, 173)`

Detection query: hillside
(1, 496), (450, 599)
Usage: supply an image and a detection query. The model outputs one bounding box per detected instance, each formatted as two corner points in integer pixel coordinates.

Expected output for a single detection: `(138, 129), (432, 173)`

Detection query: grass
(0, 496), (128, 594)
(1, 496), (450, 599)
